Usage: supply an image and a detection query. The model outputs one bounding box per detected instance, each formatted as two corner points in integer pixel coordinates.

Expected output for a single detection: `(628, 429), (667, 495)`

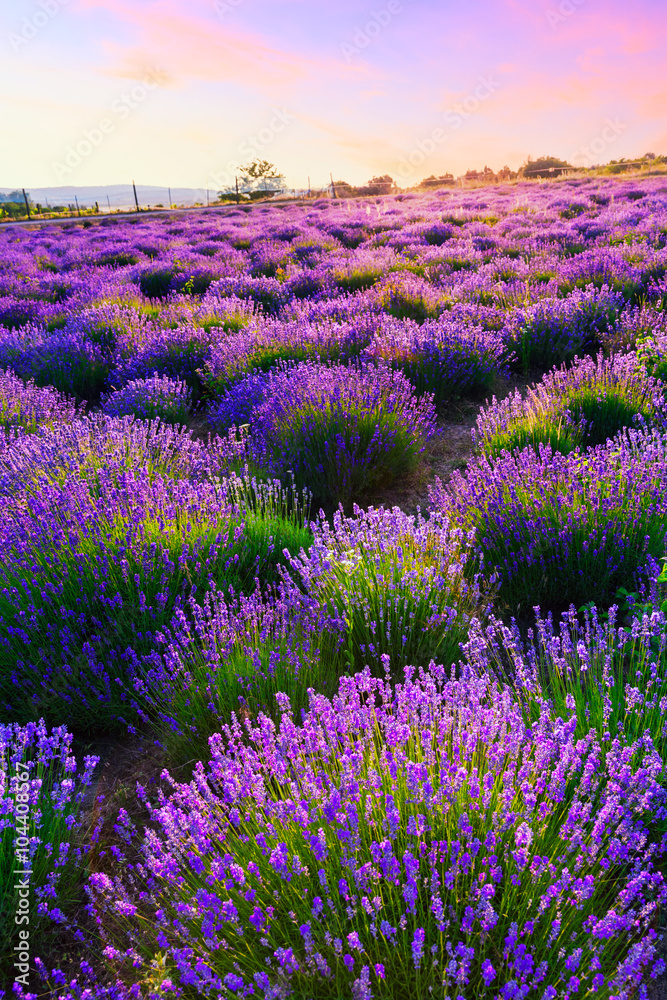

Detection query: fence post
(132, 180), (140, 212)
(22, 189), (31, 220)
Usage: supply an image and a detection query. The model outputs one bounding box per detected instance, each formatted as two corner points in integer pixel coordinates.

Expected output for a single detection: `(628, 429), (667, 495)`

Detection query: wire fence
(0, 182), (334, 223)
(2, 161), (666, 224)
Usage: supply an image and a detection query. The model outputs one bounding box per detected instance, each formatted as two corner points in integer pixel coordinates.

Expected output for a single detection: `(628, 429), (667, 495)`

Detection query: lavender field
(2, 175), (667, 999)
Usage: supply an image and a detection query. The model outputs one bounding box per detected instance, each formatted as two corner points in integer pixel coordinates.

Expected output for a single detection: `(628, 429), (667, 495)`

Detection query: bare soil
(365, 374), (527, 515)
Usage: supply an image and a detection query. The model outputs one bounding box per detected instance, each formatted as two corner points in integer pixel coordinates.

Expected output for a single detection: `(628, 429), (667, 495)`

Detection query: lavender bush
(134, 584), (335, 770)
(463, 605), (667, 759)
(289, 504), (488, 674)
(376, 273), (444, 323)
(109, 322), (219, 399)
(0, 413), (247, 501)
(9, 964), (140, 1000)
(364, 317), (509, 407)
(430, 427), (667, 614)
(0, 325), (109, 399)
(475, 352), (667, 457)
(209, 369), (273, 432)
(89, 665), (667, 999)
(200, 318), (370, 396)
(242, 361), (437, 506)
(505, 285), (623, 373)
(101, 374), (193, 425)
(0, 470), (310, 731)
(0, 367), (77, 435)
(0, 721), (98, 982)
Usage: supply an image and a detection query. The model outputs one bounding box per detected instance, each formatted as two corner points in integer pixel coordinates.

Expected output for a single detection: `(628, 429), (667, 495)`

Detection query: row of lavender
(2, 176), (667, 998)
(0, 177), (664, 421)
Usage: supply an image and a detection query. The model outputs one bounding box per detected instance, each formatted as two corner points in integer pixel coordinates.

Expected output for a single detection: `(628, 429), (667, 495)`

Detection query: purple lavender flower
(85, 660), (666, 997)
(101, 373), (193, 424)
(240, 360), (437, 504)
(476, 351), (667, 456)
(431, 427), (667, 611)
(0, 367), (78, 435)
(411, 927), (426, 969)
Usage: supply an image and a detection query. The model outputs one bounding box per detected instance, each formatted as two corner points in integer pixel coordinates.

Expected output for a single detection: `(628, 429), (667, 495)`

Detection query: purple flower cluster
(101, 373), (193, 424)
(88, 664), (666, 998)
(10, 959), (143, 1000)
(476, 350), (667, 456)
(462, 602), (667, 753)
(0, 721), (98, 981)
(431, 427), (667, 612)
(133, 582), (333, 765)
(0, 367), (78, 435)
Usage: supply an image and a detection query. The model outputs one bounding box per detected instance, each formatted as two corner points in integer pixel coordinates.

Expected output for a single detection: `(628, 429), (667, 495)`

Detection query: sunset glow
(2, 0), (666, 189)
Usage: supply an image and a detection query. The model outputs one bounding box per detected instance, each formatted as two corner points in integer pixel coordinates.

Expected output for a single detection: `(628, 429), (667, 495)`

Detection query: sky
(1, 0), (666, 191)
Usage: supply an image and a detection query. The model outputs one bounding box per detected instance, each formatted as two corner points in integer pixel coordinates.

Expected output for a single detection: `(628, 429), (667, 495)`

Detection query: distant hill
(0, 185), (214, 210)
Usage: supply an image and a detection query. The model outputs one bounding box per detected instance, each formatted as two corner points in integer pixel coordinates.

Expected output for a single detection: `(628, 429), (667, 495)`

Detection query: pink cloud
(72, 0), (375, 91)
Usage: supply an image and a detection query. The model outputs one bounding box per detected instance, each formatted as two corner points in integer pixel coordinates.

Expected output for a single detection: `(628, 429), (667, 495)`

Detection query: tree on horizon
(520, 155), (573, 178)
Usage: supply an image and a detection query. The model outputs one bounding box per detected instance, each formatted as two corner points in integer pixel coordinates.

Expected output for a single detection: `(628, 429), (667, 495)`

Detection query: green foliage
(220, 474), (312, 595)
(378, 282), (441, 323)
(637, 334), (667, 383)
(97, 252), (140, 267)
(27, 350), (109, 401)
(559, 203), (587, 219)
(332, 266), (383, 292)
